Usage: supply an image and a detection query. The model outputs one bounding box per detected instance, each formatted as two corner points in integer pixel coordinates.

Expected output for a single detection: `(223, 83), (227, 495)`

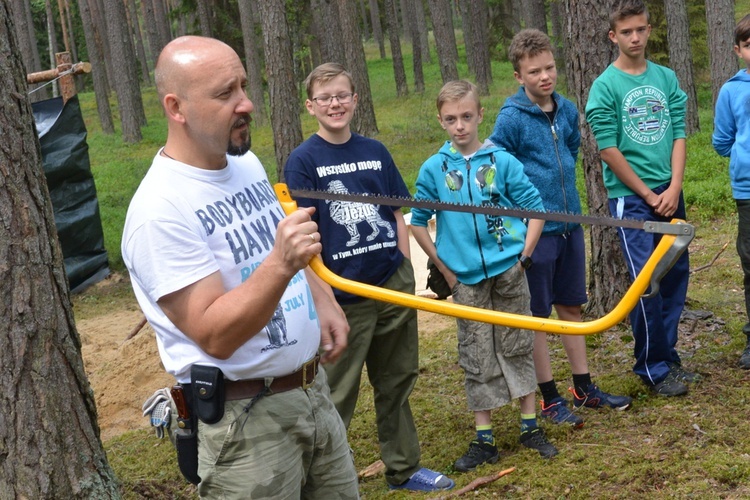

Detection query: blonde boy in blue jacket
(411, 80), (556, 472)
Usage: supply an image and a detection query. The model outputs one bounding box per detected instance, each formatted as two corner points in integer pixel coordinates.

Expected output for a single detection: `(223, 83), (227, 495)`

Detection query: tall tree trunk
(563, 0), (628, 317)
(706, 0), (737, 108)
(10, 0), (48, 101)
(336, 0), (379, 135)
(359, 0), (370, 40)
(427, 0), (459, 83)
(45, 0), (60, 97)
(522, 0), (547, 33)
(125, 0), (151, 85)
(466, 0), (491, 95)
(153, 0), (172, 50)
(77, 0), (114, 134)
(404, 0), (425, 93)
(384, 0), (408, 96)
(258, 0), (303, 181)
(369, 0), (386, 59)
(550, 0), (566, 80)
(102, 0), (146, 141)
(0, 4), (121, 496)
(140, 0), (162, 70)
(413, 0), (431, 63)
(89, 0), (115, 98)
(196, 0), (212, 37)
(311, 0), (344, 63)
(458, 0), (474, 74)
(664, 0), (699, 135)
(238, 0), (267, 127)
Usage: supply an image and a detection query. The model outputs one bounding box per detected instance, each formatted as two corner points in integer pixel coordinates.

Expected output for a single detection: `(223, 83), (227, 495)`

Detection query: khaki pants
(325, 258), (422, 486)
(196, 369), (359, 499)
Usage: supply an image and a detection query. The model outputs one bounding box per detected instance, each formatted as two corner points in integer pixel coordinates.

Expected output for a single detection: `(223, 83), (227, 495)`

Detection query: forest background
(6, 0), (750, 498)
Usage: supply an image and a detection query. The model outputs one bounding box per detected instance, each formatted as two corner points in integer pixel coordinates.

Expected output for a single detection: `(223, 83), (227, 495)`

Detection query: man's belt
(225, 356), (319, 401)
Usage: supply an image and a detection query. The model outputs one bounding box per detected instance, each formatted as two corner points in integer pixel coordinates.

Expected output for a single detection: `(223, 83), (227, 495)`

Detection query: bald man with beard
(122, 36), (359, 499)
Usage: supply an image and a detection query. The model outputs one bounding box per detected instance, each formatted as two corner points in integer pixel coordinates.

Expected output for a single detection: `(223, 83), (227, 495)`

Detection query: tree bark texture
(427, 0), (459, 83)
(77, 0), (114, 134)
(466, 0), (492, 95)
(549, 0), (566, 79)
(89, 0), (115, 90)
(152, 0), (172, 51)
(0, 5), (121, 497)
(404, 0), (425, 93)
(238, 0), (267, 127)
(196, 0), (212, 37)
(9, 0), (48, 101)
(102, 0), (146, 141)
(384, 0), (409, 97)
(413, 0), (431, 63)
(125, 0), (151, 85)
(311, 0), (344, 64)
(664, 0), (699, 135)
(706, 0), (738, 108)
(258, 0), (303, 181)
(359, 0), (370, 40)
(140, 0), (162, 70)
(336, 0), (379, 136)
(523, 0), (548, 33)
(369, 0), (386, 59)
(563, 0), (629, 318)
(45, 0), (60, 96)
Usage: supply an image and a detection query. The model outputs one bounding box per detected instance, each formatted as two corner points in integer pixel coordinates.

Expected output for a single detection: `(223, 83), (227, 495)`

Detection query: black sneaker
(667, 362), (702, 383)
(651, 371), (688, 397)
(740, 341), (750, 369)
(453, 440), (499, 472)
(519, 428), (558, 459)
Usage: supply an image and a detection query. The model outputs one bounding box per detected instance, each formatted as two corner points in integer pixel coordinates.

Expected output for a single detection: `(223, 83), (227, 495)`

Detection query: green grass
(73, 33), (750, 499)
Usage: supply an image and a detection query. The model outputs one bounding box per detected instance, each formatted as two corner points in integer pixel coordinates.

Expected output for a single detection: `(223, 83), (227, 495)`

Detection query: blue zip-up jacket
(713, 69), (750, 200)
(411, 140), (545, 285)
(490, 87), (581, 235)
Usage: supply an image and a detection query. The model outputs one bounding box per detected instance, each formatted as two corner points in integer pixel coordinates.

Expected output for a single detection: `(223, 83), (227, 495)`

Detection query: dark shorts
(526, 225), (588, 317)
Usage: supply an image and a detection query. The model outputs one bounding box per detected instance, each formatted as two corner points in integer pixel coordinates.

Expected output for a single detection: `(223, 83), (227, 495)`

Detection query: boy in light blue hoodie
(411, 80), (555, 472)
(713, 13), (750, 369)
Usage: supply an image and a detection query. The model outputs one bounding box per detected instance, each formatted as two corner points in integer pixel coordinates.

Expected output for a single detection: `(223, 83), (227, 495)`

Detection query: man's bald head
(155, 36), (237, 103)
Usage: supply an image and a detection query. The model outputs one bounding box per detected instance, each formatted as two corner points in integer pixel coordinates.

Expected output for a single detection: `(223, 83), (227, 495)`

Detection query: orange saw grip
(275, 183), (679, 335)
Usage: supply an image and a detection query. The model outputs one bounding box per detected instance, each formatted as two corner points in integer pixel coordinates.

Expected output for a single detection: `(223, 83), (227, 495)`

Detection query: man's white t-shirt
(122, 151), (320, 383)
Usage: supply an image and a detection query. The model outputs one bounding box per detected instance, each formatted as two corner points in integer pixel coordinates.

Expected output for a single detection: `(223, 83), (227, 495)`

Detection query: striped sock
(476, 425), (494, 445)
(521, 413), (538, 432)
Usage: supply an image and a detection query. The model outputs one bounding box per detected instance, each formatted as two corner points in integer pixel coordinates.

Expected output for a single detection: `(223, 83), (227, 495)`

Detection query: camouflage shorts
(452, 263), (537, 411)
(196, 368), (359, 499)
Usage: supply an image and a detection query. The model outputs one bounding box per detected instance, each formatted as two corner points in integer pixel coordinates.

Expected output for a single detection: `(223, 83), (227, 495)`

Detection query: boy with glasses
(284, 63), (454, 492)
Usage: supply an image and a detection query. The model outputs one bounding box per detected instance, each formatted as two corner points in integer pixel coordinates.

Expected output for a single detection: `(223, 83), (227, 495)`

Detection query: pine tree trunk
(258, 0), (303, 181)
(404, 0), (425, 93)
(706, 0), (738, 108)
(337, 0), (379, 135)
(384, 0), (408, 97)
(665, 0), (700, 134)
(238, 0), (267, 127)
(427, 0), (459, 83)
(563, 0), (629, 318)
(523, 0), (547, 33)
(0, 4), (121, 496)
(369, 0), (386, 59)
(77, 0), (114, 134)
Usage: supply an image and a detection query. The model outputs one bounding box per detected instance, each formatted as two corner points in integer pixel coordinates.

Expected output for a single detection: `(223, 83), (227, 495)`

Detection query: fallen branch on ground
(691, 242), (729, 273)
(429, 466), (516, 499)
(357, 460), (385, 479)
(125, 316), (148, 342)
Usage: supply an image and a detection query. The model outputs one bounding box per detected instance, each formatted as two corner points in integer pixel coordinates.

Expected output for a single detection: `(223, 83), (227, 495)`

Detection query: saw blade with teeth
(288, 188), (646, 230)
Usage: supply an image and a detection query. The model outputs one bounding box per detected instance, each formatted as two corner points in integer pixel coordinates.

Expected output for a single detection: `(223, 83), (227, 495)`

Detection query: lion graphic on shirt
(326, 180), (395, 247)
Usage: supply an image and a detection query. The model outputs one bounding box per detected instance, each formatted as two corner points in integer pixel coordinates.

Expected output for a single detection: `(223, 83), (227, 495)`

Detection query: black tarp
(32, 95), (109, 293)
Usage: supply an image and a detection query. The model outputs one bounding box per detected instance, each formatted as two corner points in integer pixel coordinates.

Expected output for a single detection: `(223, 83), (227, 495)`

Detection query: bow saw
(274, 184), (694, 336)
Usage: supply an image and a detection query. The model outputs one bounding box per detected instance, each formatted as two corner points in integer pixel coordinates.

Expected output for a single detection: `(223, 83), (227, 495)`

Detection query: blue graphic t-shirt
(284, 133), (410, 304)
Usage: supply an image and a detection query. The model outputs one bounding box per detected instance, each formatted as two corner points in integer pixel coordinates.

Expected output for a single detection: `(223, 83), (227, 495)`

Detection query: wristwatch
(519, 254), (533, 270)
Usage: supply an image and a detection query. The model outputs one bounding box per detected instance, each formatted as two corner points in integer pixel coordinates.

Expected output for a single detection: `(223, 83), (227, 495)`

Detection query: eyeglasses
(311, 93), (354, 107)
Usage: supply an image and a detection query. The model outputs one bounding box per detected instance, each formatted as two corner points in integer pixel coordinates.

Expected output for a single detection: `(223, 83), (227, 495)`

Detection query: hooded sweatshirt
(713, 68), (750, 200)
(411, 140), (544, 285)
(490, 87), (581, 235)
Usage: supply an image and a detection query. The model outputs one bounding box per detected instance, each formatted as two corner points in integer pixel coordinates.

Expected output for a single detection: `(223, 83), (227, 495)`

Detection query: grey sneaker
(667, 362), (702, 383)
(740, 341), (750, 369)
(651, 371), (688, 397)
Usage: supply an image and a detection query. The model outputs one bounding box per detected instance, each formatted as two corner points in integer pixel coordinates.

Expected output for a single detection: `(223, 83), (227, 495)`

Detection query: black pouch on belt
(190, 364), (226, 424)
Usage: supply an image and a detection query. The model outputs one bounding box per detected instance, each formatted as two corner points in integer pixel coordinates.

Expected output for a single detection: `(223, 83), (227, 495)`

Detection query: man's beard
(227, 117), (251, 156)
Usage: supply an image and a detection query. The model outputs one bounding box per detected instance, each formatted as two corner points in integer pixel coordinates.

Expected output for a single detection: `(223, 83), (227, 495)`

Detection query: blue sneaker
(569, 384), (633, 410)
(540, 397), (584, 428)
(389, 467), (455, 491)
